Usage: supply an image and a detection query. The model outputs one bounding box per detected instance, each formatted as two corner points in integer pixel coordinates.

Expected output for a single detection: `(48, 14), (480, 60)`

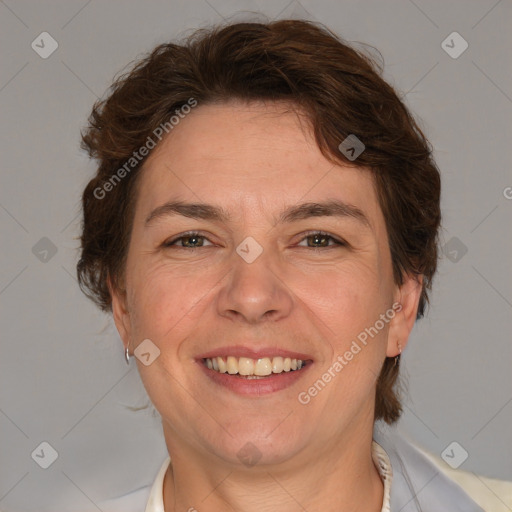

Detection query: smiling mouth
(203, 356), (310, 378)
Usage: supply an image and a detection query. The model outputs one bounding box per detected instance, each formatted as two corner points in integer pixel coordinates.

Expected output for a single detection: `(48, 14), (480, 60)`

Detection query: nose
(216, 246), (294, 324)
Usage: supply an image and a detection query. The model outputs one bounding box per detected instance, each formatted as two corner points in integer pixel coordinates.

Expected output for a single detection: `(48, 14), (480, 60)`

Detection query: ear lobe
(386, 274), (423, 357)
(108, 274), (132, 349)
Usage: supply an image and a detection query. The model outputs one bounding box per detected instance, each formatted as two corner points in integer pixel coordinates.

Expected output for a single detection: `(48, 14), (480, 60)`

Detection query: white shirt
(97, 432), (485, 511)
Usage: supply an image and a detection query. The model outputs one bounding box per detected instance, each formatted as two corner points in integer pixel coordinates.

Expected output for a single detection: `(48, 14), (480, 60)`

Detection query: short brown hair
(78, 19), (441, 424)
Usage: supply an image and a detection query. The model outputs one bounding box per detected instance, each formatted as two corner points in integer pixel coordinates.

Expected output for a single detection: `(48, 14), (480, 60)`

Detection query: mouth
(196, 349), (314, 395)
(202, 356), (310, 378)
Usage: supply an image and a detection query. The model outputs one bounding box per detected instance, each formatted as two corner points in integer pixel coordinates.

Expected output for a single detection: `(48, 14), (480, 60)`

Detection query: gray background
(1, 0), (511, 510)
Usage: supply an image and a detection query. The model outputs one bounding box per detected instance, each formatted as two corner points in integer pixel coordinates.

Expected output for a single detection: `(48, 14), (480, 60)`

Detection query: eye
(161, 230), (346, 250)
(296, 231), (346, 249)
(162, 231), (214, 249)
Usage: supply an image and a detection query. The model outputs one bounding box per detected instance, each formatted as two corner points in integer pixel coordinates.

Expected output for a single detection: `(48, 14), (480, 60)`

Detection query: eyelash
(162, 230), (346, 250)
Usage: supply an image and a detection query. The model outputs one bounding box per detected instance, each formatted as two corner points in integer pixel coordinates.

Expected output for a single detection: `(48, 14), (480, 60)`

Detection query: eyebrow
(145, 200), (370, 228)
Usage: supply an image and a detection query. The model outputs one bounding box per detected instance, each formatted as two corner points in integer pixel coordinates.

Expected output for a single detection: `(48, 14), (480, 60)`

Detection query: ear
(386, 273), (423, 357)
(108, 274), (132, 351)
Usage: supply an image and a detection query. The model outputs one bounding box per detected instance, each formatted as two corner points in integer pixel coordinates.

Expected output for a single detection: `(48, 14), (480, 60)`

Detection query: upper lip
(197, 346), (314, 361)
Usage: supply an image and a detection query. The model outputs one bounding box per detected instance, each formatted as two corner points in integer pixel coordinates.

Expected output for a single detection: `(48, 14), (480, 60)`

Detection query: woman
(77, 19), (484, 512)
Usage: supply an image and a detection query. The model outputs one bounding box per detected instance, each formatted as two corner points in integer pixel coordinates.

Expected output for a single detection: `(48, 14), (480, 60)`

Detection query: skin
(110, 100), (422, 512)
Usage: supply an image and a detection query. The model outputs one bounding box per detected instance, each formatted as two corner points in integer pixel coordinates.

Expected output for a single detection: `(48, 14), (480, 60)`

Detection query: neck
(162, 424), (384, 512)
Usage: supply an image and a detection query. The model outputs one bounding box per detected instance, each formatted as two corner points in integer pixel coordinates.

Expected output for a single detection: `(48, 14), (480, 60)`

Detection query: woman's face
(111, 100), (420, 467)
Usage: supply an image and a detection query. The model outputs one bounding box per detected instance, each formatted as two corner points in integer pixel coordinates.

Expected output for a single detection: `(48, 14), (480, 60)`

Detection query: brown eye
(297, 231), (345, 249)
(163, 232), (213, 249)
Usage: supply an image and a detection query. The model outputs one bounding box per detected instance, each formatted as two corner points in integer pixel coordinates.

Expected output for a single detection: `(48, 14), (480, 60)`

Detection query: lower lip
(197, 360), (313, 395)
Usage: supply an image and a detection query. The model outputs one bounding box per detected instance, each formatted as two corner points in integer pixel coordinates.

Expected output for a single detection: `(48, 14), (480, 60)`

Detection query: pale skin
(110, 100), (422, 511)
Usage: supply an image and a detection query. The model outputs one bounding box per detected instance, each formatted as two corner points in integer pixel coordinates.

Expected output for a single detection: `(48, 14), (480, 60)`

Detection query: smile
(197, 347), (314, 395)
(203, 356), (306, 377)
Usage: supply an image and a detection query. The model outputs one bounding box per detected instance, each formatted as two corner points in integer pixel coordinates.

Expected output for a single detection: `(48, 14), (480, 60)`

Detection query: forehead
(135, 101), (383, 230)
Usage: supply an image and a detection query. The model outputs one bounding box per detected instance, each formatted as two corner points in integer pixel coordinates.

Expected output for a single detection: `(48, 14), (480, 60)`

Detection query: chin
(204, 421), (308, 468)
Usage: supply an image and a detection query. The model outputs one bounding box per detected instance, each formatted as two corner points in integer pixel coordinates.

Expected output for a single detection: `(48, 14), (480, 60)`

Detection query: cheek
(292, 259), (389, 336)
(125, 261), (179, 338)
(126, 258), (218, 344)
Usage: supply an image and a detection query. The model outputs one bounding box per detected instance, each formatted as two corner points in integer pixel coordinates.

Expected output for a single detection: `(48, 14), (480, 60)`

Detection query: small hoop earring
(394, 341), (402, 367)
(125, 345), (131, 365)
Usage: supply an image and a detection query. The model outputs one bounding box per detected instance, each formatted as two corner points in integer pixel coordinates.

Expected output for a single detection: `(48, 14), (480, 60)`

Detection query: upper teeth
(204, 356), (304, 376)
